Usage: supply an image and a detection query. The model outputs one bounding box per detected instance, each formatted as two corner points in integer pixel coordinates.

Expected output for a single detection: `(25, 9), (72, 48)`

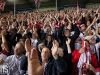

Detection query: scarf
(77, 47), (91, 75)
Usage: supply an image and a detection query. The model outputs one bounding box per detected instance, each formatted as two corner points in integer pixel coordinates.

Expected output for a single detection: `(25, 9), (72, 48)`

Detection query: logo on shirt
(0, 64), (10, 74)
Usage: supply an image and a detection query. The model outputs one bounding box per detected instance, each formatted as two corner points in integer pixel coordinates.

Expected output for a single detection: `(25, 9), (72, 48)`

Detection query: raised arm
(66, 38), (71, 54)
(72, 24), (80, 40)
(87, 30), (96, 41)
(84, 17), (97, 32)
(96, 21), (100, 38)
(1, 30), (9, 52)
(25, 39), (44, 75)
(52, 40), (67, 73)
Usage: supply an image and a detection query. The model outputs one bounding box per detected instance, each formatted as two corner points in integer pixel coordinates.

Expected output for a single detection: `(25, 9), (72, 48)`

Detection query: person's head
(19, 37), (26, 43)
(46, 35), (52, 42)
(80, 24), (86, 32)
(64, 29), (70, 37)
(37, 41), (45, 52)
(64, 21), (68, 26)
(86, 21), (91, 26)
(57, 47), (64, 57)
(41, 46), (51, 62)
(75, 37), (82, 50)
(55, 25), (59, 31)
(61, 20), (68, 25)
(46, 26), (52, 33)
(55, 27), (59, 31)
(12, 22), (17, 28)
(46, 21), (50, 26)
(89, 37), (96, 45)
(85, 40), (90, 47)
(84, 40), (90, 51)
(86, 29), (93, 36)
(14, 42), (25, 56)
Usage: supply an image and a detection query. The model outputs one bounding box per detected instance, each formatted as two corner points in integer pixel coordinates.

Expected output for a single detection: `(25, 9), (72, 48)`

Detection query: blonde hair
(17, 42), (25, 50)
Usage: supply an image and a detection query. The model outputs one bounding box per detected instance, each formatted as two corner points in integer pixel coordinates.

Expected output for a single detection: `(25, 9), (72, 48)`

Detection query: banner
(0, 0), (5, 12)
(58, 5), (85, 10)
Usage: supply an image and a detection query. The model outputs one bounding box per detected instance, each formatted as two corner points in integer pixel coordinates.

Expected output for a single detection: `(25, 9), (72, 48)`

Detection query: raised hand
(8, 25), (13, 31)
(52, 40), (59, 59)
(43, 28), (47, 33)
(33, 26), (37, 32)
(79, 47), (85, 54)
(25, 27), (29, 34)
(22, 27), (30, 36)
(66, 38), (71, 53)
(66, 38), (71, 45)
(17, 26), (23, 33)
(0, 56), (3, 64)
(91, 29), (96, 35)
(25, 39), (32, 53)
(82, 12), (85, 17)
(89, 64), (95, 73)
(28, 48), (44, 75)
(53, 40), (59, 48)
(28, 48), (38, 64)
(1, 30), (6, 36)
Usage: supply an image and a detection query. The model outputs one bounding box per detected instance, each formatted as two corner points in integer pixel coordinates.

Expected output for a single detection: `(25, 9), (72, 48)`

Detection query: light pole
(14, 0), (16, 18)
(56, 0), (58, 11)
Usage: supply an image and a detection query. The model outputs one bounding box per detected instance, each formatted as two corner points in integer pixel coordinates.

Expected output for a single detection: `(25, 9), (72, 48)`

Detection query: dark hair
(42, 46), (50, 51)
(46, 34), (52, 38)
(85, 39), (90, 45)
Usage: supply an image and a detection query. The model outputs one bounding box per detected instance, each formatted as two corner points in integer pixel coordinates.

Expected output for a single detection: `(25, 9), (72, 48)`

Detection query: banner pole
(14, 0), (16, 18)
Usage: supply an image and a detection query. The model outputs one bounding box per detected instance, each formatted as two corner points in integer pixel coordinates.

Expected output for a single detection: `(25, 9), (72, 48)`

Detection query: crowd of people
(0, 8), (100, 75)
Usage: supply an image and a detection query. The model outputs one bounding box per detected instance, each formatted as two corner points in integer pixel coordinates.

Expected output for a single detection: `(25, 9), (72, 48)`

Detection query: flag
(34, 0), (40, 10)
(76, 1), (79, 14)
(0, 0), (5, 12)
(82, 39), (85, 48)
(77, 50), (91, 75)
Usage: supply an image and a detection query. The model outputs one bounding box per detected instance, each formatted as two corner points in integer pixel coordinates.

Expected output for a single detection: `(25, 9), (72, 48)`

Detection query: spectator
(22, 39), (67, 75)
(0, 42), (25, 75)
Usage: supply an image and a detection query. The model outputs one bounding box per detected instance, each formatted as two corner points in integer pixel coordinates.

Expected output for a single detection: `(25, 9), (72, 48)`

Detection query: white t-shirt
(31, 38), (38, 49)
(96, 72), (100, 75)
(79, 33), (84, 39)
(0, 53), (7, 60)
(4, 55), (25, 75)
(75, 43), (82, 50)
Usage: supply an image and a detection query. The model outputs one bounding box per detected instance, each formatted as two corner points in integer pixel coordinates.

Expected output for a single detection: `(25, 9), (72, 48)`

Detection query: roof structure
(4, 0), (100, 11)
